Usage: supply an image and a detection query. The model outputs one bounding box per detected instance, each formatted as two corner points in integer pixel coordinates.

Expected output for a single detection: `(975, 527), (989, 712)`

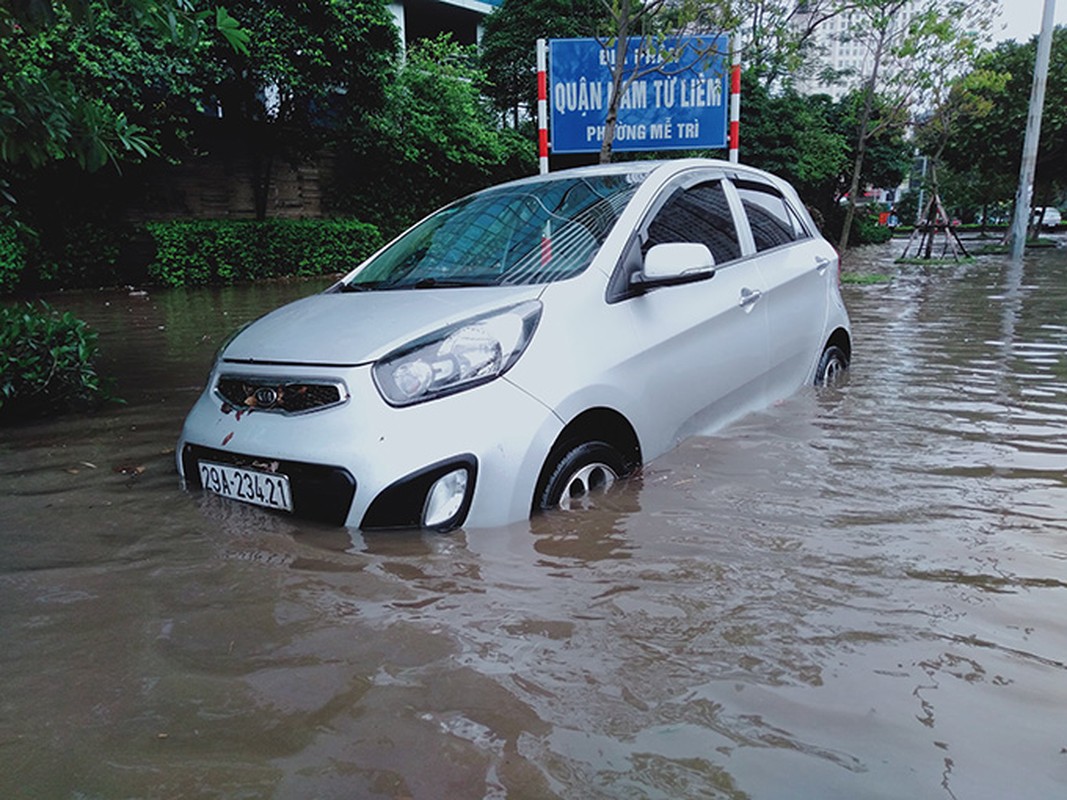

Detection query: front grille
(216, 375), (346, 414)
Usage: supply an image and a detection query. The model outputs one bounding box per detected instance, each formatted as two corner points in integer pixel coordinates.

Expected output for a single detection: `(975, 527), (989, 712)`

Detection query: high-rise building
(791, 1), (926, 100)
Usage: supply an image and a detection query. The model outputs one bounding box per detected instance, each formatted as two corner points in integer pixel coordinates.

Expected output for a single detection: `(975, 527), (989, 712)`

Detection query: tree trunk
(838, 30), (886, 252)
(838, 108), (871, 250)
(599, 4), (632, 164)
(252, 150), (273, 222)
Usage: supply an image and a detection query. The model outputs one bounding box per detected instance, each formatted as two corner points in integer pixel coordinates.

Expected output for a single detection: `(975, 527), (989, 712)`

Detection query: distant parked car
(177, 159), (852, 531)
(1037, 207), (1062, 228)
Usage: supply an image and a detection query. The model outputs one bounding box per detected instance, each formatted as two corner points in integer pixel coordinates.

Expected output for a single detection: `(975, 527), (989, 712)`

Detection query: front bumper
(176, 361), (562, 530)
(180, 443), (357, 525)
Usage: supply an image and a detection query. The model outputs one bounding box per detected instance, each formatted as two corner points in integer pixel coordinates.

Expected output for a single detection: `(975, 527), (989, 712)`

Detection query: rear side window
(734, 179), (809, 252)
(643, 181), (741, 264)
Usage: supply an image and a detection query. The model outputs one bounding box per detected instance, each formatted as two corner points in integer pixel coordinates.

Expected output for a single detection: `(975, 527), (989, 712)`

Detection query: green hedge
(27, 221), (133, 289)
(146, 219), (383, 287)
(0, 219), (27, 295)
(0, 302), (113, 420)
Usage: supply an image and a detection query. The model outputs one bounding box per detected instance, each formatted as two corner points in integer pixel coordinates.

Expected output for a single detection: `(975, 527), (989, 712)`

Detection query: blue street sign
(549, 36), (729, 154)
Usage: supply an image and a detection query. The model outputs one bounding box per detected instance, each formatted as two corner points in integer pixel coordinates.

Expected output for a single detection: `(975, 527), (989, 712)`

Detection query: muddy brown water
(3, 242), (1067, 799)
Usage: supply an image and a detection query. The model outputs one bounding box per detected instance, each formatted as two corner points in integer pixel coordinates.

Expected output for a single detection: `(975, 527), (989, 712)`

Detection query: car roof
(486, 158), (792, 194)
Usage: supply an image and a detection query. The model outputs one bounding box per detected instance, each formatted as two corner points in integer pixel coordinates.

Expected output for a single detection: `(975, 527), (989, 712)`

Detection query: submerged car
(178, 159), (851, 531)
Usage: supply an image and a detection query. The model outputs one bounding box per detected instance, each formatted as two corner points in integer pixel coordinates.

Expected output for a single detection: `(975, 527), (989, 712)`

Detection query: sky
(993, 0), (1067, 43)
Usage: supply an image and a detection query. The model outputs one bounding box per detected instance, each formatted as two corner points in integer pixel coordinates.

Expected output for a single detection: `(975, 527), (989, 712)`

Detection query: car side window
(643, 180), (741, 264)
(734, 179), (809, 252)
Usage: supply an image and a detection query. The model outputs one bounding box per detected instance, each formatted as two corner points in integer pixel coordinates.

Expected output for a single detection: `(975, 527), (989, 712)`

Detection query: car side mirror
(632, 242), (716, 290)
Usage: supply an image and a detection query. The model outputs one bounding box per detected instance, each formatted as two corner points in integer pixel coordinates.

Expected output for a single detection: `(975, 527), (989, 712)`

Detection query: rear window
(734, 179), (809, 252)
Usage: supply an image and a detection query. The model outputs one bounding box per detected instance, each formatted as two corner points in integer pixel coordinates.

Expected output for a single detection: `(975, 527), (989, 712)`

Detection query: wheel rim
(818, 347), (848, 386)
(822, 355), (845, 384)
(558, 462), (618, 510)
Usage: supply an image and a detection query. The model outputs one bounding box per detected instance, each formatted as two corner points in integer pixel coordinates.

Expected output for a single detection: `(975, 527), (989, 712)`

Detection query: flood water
(3, 242), (1067, 799)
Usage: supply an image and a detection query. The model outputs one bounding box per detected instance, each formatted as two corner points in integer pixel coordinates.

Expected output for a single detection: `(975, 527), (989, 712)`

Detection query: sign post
(537, 38), (549, 174)
(729, 32), (741, 163)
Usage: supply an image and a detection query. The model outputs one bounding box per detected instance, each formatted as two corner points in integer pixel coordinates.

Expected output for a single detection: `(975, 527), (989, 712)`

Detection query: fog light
(423, 468), (469, 528)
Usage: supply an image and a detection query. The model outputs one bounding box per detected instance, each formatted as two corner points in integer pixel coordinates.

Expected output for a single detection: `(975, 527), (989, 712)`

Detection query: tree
(733, 77), (909, 236)
(735, 0), (858, 91)
(834, 0), (997, 249)
(0, 1), (247, 175)
(197, 0), (397, 219)
(738, 73), (848, 214)
(0, 0), (247, 49)
(333, 36), (535, 233)
(480, 0), (603, 127)
(0, 1), (253, 290)
(911, 66), (1008, 240)
(940, 29), (1067, 230)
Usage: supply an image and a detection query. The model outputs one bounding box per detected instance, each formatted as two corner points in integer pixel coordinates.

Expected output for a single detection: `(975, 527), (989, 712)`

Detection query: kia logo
(254, 387), (279, 407)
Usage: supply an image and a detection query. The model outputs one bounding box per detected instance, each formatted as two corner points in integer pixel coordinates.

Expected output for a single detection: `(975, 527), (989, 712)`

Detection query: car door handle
(739, 287), (762, 307)
(815, 256), (833, 274)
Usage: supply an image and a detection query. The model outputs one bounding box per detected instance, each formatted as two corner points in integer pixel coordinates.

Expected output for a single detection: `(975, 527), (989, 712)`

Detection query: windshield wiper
(412, 277), (493, 289)
(338, 282), (370, 293)
(340, 277), (493, 291)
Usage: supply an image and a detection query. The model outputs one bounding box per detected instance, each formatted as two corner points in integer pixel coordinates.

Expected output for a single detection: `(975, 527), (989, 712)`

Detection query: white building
(791, 1), (927, 100)
(389, 0), (501, 48)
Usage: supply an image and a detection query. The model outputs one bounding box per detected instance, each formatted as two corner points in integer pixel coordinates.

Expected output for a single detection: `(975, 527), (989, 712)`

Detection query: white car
(177, 159), (851, 530)
(1038, 207), (1062, 228)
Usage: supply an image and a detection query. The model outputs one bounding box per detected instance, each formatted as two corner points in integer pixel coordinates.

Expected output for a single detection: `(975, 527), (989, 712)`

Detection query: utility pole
(914, 153), (928, 225)
(1009, 0), (1056, 261)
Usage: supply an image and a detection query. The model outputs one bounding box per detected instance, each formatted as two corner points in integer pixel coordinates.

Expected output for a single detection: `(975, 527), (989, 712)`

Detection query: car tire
(815, 344), (849, 386)
(536, 441), (627, 511)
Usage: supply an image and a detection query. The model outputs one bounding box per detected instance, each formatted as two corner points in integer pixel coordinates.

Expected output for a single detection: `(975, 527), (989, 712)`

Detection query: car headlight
(373, 301), (542, 406)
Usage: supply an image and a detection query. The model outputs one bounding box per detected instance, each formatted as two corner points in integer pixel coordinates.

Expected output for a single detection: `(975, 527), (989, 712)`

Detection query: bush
(827, 205), (894, 247)
(850, 208), (894, 246)
(146, 218), (383, 287)
(25, 221), (133, 289)
(327, 36), (535, 235)
(0, 217), (136, 294)
(0, 302), (113, 420)
(0, 218), (28, 294)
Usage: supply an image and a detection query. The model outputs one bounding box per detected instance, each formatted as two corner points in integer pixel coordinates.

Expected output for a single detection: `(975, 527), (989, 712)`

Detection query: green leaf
(216, 6), (249, 55)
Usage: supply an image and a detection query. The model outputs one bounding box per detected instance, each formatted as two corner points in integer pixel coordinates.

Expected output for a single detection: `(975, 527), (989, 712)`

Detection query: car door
(610, 174), (771, 459)
(731, 177), (834, 398)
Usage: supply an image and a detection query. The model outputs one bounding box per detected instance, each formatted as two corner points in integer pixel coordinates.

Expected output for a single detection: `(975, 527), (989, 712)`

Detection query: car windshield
(342, 173), (645, 290)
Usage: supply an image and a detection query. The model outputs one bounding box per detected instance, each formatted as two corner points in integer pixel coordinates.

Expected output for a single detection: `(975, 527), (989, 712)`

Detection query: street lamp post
(1009, 0), (1057, 261)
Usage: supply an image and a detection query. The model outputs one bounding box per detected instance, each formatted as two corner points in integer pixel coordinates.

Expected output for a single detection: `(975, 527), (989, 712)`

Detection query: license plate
(198, 460), (293, 512)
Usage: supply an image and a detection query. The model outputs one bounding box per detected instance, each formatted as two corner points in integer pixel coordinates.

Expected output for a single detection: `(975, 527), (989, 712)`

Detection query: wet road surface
(2, 243), (1067, 798)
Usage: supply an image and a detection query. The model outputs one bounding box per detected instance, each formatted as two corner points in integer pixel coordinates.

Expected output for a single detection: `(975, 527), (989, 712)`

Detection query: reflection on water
(2, 248), (1067, 799)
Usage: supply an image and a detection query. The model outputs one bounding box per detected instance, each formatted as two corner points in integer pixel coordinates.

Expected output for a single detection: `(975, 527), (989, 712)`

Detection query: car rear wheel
(535, 441), (626, 511)
(815, 344), (849, 386)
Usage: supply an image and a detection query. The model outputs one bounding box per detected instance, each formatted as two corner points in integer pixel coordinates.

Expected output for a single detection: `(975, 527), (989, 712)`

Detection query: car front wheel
(815, 344), (849, 386)
(535, 441), (626, 511)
